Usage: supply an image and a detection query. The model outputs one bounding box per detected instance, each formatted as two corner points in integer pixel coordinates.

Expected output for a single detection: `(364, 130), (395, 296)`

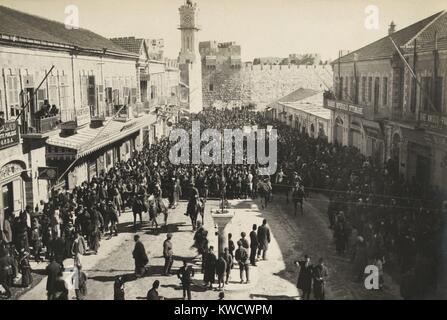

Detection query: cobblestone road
(20, 193), (401, 300)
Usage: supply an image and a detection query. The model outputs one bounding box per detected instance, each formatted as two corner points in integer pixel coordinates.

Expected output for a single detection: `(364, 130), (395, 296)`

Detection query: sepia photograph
(0, 0), (446, 310)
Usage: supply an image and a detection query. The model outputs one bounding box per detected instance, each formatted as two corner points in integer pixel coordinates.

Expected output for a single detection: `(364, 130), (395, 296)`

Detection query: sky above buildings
(1, 0), (445, 62)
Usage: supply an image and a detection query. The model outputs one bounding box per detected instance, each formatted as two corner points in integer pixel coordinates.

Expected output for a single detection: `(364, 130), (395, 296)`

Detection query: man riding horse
(146, 183), (168, 229)
(186, 182), (204, 230)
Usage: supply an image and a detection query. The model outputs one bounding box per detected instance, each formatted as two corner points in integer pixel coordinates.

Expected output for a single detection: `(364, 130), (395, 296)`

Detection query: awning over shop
(362, 119), (384, 139)
(46, 114), (155, 159)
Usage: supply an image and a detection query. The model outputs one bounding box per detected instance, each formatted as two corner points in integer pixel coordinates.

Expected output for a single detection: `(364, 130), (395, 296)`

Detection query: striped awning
(46, 114), (155, 158)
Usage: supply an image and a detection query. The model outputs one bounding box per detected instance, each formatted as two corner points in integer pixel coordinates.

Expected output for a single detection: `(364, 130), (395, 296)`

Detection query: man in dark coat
(147, 280), (162, 300)
(222, 247), (233, 284)
(177, 259), (195, 300)
(215, 253), (227, 289)
(114, 275), (125, 300)
(249, 224), (258, 266)
(312, 258), (328, 300)
(46, 257), (63, 300)
(257, 219), (271, 260)
(239, 232), (249, 249)
(295, 255), (313, 300)
(132, 235), (149, 278)
(163, 233), (173, 276)
(235, 241), (250, 283)
(0, 246), (14, 299)
(203, 246), (217, 289)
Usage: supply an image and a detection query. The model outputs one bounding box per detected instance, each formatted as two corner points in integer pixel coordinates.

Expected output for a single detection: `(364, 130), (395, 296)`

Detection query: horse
(187, 197), (205, 231)
(292, 184), (305, 216)
(146, 195), (169, 230)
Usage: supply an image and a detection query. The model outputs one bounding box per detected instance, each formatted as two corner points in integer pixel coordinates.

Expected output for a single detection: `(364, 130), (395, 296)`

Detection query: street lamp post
(211, 116), (234, 257)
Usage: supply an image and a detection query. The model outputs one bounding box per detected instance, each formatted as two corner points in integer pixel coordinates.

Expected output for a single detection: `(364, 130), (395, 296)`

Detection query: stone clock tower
(179, 0), (200, 64)
(178, 0), (203, 113)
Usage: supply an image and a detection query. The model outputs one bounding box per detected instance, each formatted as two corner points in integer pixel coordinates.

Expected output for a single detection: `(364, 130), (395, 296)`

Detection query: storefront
(45, 115), (153, 189)
(0, 161), (29, 218)
(349, 120), (362, 151)
(362, 119), (384, 164)
(0, 121), (31, 225)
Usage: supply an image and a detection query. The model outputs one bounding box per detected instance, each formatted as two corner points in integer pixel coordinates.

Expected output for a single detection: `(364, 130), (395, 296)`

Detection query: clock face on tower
(182, 14), (193, 27)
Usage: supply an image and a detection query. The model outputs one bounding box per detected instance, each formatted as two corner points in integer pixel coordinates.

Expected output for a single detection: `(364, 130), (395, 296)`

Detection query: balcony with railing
(20, 114), (61, 138)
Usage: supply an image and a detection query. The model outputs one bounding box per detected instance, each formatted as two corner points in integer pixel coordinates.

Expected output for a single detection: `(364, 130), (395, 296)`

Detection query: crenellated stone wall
(202, 63), (333, 109)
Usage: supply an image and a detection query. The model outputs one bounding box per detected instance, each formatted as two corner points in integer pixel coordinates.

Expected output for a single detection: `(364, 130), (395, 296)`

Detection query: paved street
(20, 194), (401, 300)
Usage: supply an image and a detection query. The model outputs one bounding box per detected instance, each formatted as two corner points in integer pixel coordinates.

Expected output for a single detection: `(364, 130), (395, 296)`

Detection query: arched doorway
(335, 117), (344, 143)
(0, 161), (28, 219)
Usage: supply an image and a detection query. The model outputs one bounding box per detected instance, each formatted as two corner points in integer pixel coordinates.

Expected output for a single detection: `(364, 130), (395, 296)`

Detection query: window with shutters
(80, 75), (88, 107)
(87, 75), (96, 107)
(48, 75), (59, 106)
(131, 87), (137, 104)
(59, 74), (70, 111)
(382, 77), (388, 106)
(410, 77), (417, 113)
(6, 75), (20, 117)
(421, 76), (431, 111)
(123, 87), (130, 104)
(112, 78), (119, 90)
(361, 77), (366, 102)
(97, 85), (104, 103)
(105, 87), (113, 104)
(106, 150), (112, 167)
(434, 76), (443, 113)
(345, 76), (349, 100)
(368, 77), (372, 102)
(338, 77), (343, 100)
(113, 89), (120, 105)
(350, 76), (354, 102)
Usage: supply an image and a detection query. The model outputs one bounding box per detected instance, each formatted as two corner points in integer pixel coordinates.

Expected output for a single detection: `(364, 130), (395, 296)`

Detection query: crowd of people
(0, 107), (445, 300)
(269, 117), (445, 299)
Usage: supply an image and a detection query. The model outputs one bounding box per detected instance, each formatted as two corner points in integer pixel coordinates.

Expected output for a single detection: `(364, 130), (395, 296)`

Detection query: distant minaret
(179, 0), (200, 64)
(178, 0), (203, 113)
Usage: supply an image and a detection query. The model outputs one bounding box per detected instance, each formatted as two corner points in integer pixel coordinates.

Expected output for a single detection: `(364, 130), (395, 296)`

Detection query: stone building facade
(0, 5), (154, 222)
(324, 11), (447, 193)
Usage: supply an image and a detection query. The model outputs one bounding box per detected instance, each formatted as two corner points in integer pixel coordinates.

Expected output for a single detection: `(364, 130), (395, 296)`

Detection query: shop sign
(76, 106), (91, 127)
(38, 167), (58, 180)
(0, 121), (20, 150)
